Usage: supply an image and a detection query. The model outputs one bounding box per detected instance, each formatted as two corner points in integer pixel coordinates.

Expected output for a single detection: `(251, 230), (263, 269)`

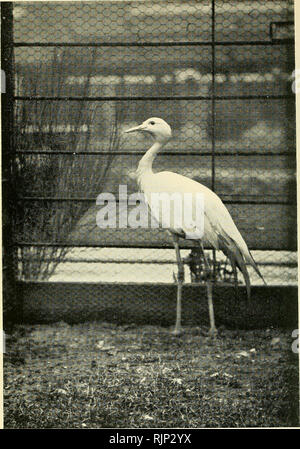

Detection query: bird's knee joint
(177, 267), (185, 282)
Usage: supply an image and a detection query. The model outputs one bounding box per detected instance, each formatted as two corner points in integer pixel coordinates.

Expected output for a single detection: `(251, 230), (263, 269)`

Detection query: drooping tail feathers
(218, 232), (266, 299)
(246, 250), (267, 286)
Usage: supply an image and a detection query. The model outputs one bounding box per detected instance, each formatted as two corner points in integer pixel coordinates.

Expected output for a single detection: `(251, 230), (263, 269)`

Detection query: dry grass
(15, 49), (125, 281)
(4, 322), (299, 428)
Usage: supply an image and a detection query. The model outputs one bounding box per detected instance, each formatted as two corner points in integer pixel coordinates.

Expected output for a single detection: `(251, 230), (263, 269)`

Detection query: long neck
(136, 141), (163, 180)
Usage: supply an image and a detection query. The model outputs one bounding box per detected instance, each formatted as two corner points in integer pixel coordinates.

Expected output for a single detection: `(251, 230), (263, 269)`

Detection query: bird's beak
(124, 124), (146, 134)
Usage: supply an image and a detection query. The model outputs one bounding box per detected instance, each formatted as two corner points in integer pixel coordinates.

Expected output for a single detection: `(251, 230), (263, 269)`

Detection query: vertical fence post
(1, 3), (18, 329)
(211, 0), (217, 280)
(211, 0), (216, 192)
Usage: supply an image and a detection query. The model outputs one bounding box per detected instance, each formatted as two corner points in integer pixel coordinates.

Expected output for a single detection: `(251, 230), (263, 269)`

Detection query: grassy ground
(4, 322), (299, 428)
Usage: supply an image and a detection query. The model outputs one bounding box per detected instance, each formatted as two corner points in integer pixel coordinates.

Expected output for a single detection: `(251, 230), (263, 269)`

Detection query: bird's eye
(149, 121), (155, 125)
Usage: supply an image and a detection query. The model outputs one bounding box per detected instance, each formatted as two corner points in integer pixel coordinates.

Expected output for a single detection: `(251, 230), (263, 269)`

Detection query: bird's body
(125, 117), (265, 335)
(139, 169), (244, 250)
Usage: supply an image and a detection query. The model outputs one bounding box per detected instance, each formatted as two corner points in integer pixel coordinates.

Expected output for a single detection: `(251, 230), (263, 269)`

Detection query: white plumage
(125, 117), (265, 335)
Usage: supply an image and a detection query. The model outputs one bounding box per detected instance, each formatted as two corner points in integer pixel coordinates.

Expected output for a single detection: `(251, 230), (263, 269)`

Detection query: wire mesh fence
(3, 1), (297, 324)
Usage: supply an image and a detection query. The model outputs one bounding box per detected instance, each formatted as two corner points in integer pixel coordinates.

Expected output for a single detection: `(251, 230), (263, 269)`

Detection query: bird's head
(124, 117), (172, 143)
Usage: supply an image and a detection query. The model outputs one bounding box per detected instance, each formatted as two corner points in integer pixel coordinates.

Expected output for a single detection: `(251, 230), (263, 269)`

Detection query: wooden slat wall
(18, 282), (298, 329)
(68, 204), (297, 250)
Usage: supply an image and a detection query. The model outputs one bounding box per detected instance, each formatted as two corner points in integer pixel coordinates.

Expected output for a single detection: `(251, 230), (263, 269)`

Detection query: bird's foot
(171, 327), (183, 336)
(208, 327), (218, 338)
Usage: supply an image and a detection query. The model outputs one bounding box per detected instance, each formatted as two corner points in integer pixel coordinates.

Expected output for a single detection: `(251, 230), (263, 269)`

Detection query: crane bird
(125, 117), (266, 336)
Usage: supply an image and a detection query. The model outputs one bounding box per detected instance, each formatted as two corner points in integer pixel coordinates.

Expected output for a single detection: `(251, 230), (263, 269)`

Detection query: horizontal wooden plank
(15, 44), (292, 74)
(67, 203), (296, 251)
(16, 282), (298, 330)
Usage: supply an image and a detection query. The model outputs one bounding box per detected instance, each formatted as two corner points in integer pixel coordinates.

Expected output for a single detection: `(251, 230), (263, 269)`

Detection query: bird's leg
(172, 236), (184, 336)
(198, 241), (218, 337)
(231, 259), (239, 300)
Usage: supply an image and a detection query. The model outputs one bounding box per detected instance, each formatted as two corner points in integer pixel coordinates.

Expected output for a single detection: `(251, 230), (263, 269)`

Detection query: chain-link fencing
(4, 0), (296, 325)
